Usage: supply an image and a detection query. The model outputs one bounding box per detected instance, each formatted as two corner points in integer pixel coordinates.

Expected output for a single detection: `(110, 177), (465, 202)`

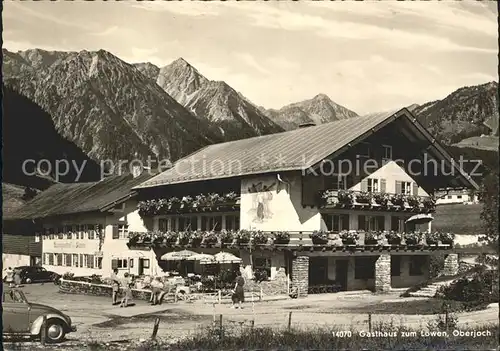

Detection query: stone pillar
(292, 255), (309, 297)
(375, 254), (391, 293)
(443, 254), (459, 276)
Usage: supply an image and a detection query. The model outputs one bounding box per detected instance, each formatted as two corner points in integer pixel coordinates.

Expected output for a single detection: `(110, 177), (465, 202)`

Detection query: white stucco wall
(240, 173), (321, 232)
(2, 254), (30, 273)
(101, 199), (159, 278)
(42, 213), (103, 276)
(350, 160), (429, 196)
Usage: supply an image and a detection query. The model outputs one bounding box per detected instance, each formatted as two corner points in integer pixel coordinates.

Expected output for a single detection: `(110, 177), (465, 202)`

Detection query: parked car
(2, 287), (76, 343)
(13, 266), (61, 284)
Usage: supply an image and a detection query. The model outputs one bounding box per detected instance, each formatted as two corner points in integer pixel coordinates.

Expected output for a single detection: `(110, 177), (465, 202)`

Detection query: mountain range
(2, 48), (498, 189)
(264, 94), (359, 130)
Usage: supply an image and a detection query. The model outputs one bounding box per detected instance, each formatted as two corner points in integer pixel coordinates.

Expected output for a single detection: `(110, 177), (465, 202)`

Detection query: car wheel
(44, 319), (66, 343)
(25, 277), (32, 284)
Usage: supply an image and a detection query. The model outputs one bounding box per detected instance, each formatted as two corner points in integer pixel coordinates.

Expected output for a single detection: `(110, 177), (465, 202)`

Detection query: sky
(3, 1), (498, 114)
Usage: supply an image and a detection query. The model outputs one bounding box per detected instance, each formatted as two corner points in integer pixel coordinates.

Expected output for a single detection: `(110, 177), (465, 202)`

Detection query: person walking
(4, 267), (14, 287)
(150, 277), (164, 305)
(231, 270), (245, 309)
(13, 269), (22, 287)
(111, 269), (120, 305)
(120, 273), (133, 307)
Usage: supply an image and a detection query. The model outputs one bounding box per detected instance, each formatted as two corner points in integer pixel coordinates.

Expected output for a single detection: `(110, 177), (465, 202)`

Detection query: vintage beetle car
(2, 287), (76, 343)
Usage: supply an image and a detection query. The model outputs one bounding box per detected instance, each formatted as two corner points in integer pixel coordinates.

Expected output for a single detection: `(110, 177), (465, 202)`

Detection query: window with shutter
(395, 181), (402, 194)
(412, 183), (418, 196)
(341, 214), (350, 230)
(158, 218), (168, 231)
(391, 256), (401, 276)
(380, 179), (386, 193)
(111, 259), (118, 269)
(391, 216), (400, 231)
(360, 179), (368, 192)
(112, 225), (119, 239)
(358, 215), (366, 230)
(79, 254), (84, 267)
(367, 178), (379, 192)
(377, 216), (385, 230)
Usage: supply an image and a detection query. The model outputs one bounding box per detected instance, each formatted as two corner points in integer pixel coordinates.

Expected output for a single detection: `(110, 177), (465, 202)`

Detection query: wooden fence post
(288, 311), (292, 332)
(212, 302), (216, 324)
(219, 314), (223, 340)
(151, 317), (160, 340)
(368, 313), (372, 333)
(218, 290), (222, 304)
(260, 286), (263, 301)
(40, 315), (47, 345)
(444, 306), (449, 333)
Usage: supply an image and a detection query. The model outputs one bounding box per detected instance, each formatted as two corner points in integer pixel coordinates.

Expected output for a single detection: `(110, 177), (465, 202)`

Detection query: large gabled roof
(4, 173), (152, 221)
(135, 108), (478, 190)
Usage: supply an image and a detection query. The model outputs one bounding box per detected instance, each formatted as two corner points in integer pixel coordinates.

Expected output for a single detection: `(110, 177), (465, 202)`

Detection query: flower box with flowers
(252, 231), (268, 245)
(320, 190), (338, 206)
(167, 197), (181, 210)
(339, 230), (359, 245)
(355, 192), (372, 204)
(161, 231), (178, 246)
(422, 197), (436, 211)
(310, 231), (329, 244)
(176, 232), (190, 246)
(218, 230), (234, 245)
(235, 230), (251, 244)
(385, 231), (402, 245)
(180, 195), (193, 209)
(425, 231), (440, 245)
(337, 190), (355, 206)
(201, 231), (218, 246)
(373, 193), (390, 207)
(438, 232), (455, 245)
(390, 194), (406, 207)
(364, 231), (381, 245)
(273, 231), (290, 244)
(406, 195), (421, 209)
(404, 232), (423, 245)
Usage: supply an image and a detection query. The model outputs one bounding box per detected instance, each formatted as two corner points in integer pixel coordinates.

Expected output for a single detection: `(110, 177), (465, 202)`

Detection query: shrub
(428, 253), (446, 278)
(62, 272), (75, 279)
(436, 268), (499, 306)
(253, 269), (268, 282)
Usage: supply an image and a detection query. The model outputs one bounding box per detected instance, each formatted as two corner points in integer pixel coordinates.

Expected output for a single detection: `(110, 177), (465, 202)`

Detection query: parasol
(405, 214), (434, 225)
(188, 253), (215, 263)
(160, 250), (197, 261)
(213, 251), (242, 264)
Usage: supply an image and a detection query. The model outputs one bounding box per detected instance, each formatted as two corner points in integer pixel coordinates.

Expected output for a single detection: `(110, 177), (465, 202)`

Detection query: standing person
(150, 277), (163, 305)
(120, 273), (133, 307)
(231, 270), (245, 309)
(4, 267), (14, 287)
(111, 269), (120, 305)
(13, 269), (22, 287)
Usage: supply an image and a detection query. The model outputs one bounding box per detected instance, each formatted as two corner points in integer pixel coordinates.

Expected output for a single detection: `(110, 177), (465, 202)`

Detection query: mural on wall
(247, 181), (276, 223)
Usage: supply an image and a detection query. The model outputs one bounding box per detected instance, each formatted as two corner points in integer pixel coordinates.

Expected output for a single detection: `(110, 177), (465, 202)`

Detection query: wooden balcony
(127, 230), (453, 254)
(318, 189), (436, 213)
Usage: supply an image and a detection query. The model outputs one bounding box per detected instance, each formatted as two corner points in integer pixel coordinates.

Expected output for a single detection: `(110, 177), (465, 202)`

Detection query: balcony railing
(138, 192), (240, 216)
(127, 229), (454, 252)
(318, 189), (436, 213)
